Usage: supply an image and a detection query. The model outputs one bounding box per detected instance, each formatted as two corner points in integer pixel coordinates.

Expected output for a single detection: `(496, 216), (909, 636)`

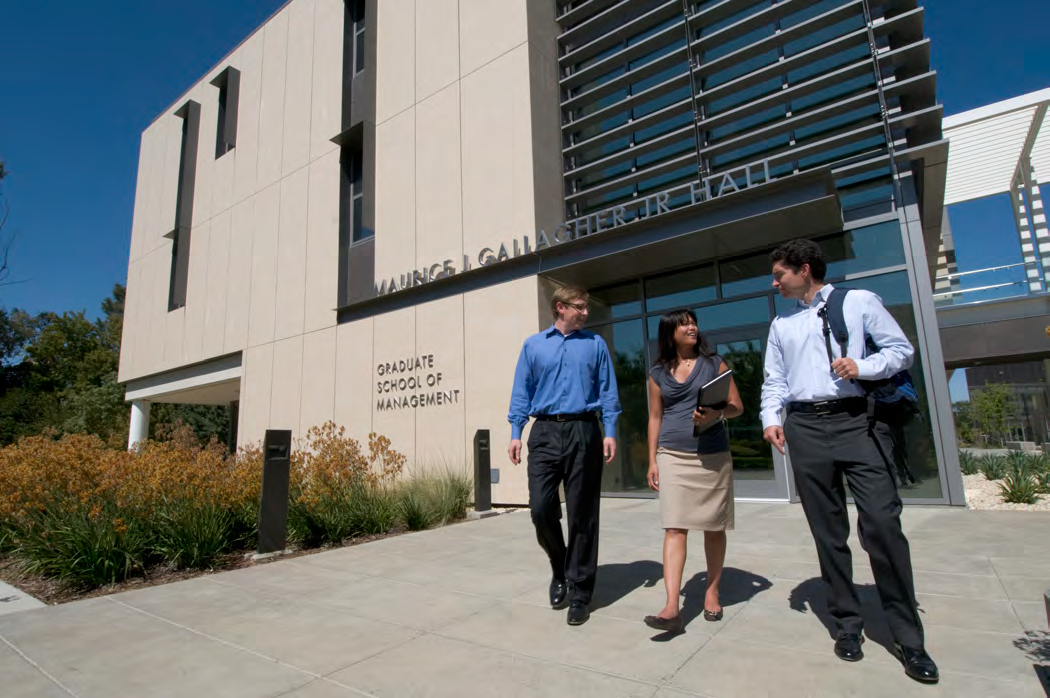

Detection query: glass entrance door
(705, 326), (790, 500)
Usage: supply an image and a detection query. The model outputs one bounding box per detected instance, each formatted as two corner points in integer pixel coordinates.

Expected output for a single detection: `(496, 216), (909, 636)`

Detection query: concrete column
(128, 400), (151, 450)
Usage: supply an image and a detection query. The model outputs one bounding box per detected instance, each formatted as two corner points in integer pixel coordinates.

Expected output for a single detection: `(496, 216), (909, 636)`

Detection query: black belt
(787, 397), (867, 416)
(533, 412), (599, 422)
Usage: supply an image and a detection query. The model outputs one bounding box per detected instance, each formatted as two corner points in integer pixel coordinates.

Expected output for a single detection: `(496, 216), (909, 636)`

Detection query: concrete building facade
(119, 0), (965, 505)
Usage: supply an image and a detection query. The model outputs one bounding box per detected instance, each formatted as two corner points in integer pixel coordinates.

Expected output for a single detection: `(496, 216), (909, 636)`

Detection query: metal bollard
(257, 429), (292, 554)
(473, 429), (491, 512)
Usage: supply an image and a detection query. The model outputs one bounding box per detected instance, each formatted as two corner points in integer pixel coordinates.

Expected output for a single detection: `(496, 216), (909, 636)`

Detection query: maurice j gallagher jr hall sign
(374, 157), (779, 297)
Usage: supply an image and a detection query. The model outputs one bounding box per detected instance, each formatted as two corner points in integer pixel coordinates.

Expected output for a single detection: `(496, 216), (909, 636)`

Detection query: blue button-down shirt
(508, 325), (622, 440)
(760, 283), (914, 429)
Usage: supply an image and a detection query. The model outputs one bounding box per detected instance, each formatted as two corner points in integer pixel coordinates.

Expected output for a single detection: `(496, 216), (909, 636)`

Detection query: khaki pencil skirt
(656, 448), (734, 531)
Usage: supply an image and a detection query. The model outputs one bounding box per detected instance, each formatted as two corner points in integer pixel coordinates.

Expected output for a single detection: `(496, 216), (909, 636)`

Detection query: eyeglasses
(563, 302), (588, 312)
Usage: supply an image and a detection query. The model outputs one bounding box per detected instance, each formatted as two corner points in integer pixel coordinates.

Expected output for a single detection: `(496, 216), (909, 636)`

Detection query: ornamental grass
(0, 422), (471, 590)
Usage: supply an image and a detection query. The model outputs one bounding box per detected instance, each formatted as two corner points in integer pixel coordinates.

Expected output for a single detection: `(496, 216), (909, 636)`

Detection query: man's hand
(763, 426), (786, 455)
(508, 439), (522, 465)
(603, 437), (616, 464)
(830, 357), (859, 380)
(647, 462), (659, 491)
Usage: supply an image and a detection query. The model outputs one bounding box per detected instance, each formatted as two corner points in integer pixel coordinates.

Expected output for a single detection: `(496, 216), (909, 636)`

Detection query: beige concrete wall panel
(248, 183), (281, 347)
(460, 47), (536, 266)
(371, 307), (417, 463)
(147, 247), (170, 376)
(282, 0), (316, 177)
(415, 0), (460, 102)
(335, 319), (374, 444)
(275, 167), (310, 340)
(528, 44), (564, 232)
(375, 0), (415, 124)
(374, 107), (416, 285)
(141, 126), (166, 253)
(225, 198), (256, 352)
(118, 259), (143, 382)
(299, 327), (338, 436)
(163, 308), (186, 371)
(305, 149), (340, 332)
(234, 35), (265, 204)
(190, 83), (217, 225)
(310, 0), (343, 161)
(463, 276), (541, 505)
(239, 342), (275, 448)
(181, 220), (210, 365)
(415, 83), (464, 270)
(257, 8), (290, 190)
(211, 136), (237, 218)
(270, 335), (305, 435)
(158, 115), (184, 238)
(459, 0), (528, 77)
(203, 209), (232, 358)
(414, 296), (466, 470)
(128, 131), (151, 263)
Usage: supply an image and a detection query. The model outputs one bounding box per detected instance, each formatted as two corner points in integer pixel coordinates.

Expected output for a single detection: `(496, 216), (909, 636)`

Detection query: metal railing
(933, 261), (1043, 307)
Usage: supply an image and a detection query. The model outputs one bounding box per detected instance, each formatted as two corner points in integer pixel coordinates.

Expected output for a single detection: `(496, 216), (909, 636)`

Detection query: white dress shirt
(760, 283), (915, 429)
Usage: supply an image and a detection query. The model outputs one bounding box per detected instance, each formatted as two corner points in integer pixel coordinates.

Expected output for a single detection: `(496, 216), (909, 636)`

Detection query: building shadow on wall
(591, 561), (772, 639)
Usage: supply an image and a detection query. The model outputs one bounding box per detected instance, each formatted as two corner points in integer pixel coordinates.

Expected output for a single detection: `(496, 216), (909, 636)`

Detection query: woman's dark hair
(769, 238), (826, 281)
(655, 309), (713, 367)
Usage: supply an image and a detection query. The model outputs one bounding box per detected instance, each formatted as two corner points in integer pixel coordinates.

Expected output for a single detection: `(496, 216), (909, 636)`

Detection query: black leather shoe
(834, 633), (864, 662)
(567, 600), (590, 626)
(549, 578), (568, 610)
(895, 644), (939, 684)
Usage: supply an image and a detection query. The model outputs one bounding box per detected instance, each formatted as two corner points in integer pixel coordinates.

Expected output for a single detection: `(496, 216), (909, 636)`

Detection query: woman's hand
(647, 462), (659, 491)
(692, 407), (722, 430)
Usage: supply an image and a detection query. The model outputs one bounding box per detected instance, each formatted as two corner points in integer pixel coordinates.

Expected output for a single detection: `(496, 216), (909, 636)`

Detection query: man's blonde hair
(551, 285), (588, 319)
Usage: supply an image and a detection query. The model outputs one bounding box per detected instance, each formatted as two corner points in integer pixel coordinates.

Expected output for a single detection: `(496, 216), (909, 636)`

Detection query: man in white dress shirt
(760, 238), (938, 684)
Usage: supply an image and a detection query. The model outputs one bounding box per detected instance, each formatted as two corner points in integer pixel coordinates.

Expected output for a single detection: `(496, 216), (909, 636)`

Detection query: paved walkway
(2, 500), (1048, 697)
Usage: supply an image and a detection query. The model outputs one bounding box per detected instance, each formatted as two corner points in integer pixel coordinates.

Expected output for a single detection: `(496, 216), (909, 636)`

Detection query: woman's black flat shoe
(703, 608), (723, 622)
(644, 614), (684, 633)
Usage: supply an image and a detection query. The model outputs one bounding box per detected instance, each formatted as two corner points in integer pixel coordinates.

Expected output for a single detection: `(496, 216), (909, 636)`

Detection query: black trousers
(527, 418), (604, 604)
(784, 406), (924, 648)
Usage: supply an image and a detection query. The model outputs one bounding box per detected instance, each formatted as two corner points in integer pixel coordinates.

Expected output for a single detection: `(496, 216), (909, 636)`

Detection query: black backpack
(819, 288), (920, 483)
(819, 287), (922, 423)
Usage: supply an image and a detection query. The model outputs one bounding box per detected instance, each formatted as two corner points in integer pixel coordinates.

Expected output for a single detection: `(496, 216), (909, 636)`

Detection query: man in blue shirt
(508, 284), (621, 626)
(760, 239), (938, 684)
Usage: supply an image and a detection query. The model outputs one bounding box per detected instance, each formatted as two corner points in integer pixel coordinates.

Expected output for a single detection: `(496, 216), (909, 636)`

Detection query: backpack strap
(824, 287), (851, 360)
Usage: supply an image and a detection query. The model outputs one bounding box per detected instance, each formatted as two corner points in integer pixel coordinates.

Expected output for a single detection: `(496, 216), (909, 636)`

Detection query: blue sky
(0, 0), (1048, 321)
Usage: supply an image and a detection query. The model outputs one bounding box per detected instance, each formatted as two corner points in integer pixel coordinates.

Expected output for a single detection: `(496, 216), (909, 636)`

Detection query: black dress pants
(784, 406), (924, 648)
(526, 418), (604, 604)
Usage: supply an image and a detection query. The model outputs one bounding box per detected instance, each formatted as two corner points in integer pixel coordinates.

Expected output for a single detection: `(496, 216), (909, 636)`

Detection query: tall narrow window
(338, 138), (372, 305)
(211, 67), (240, 158)
(169, 100), (201, 311)
(349, 1), (366, 73)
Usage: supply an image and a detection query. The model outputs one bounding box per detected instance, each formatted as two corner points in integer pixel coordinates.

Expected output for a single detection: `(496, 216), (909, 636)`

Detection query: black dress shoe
(549, 578), (568, 610)
(567, 600), (590, 626)
(834, 633), (864, 662)
(895, 644), (939, 684)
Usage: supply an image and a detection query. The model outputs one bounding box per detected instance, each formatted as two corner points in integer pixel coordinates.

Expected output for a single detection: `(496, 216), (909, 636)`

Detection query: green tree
(970, 382), (1020, 447)
(952, 400), (979, 445)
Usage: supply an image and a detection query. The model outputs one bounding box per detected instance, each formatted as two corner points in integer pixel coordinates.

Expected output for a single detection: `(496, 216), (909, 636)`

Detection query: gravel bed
(963, 473), (1050, 511)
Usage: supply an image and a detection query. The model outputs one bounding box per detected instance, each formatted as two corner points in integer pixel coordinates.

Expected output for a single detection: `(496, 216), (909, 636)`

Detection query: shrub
(979, 454), (1008, 481)
(999, 471), (1041, 505)
(0, 421), (470, 590)
(958, 451), (980, 476)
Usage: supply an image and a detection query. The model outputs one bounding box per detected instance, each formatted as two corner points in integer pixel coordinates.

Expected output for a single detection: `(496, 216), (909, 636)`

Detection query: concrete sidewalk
(2, 500), (1048, 697)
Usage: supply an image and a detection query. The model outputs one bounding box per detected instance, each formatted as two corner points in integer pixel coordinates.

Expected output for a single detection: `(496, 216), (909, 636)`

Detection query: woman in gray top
(644, 309), (743, 633)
